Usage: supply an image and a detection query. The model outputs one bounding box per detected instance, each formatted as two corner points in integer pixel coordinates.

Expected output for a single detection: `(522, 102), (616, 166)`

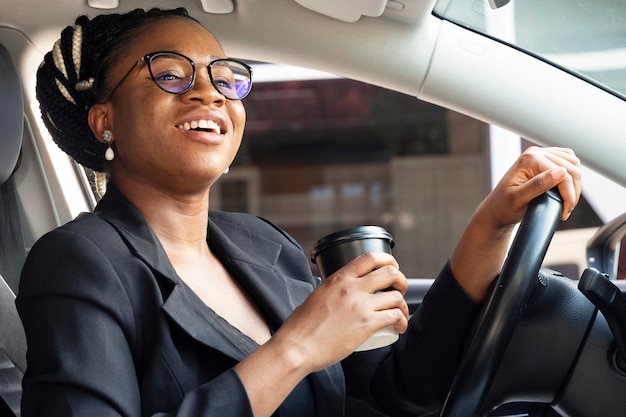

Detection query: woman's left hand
(450, 146), (582, 302)
(482, 146), (582, 229)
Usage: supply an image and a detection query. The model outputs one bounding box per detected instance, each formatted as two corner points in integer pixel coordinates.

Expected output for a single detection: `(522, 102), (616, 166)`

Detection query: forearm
(234, 335), (311, 417)
(449, 200), (515, 302)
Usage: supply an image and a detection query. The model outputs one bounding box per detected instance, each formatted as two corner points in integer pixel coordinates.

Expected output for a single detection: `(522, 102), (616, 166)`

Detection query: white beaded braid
(72, 25), (95, 91)
(72, 25), (82, 81)
(94, 171), (108, 199)
(52, 38), (76, 104)
(50, 23), (95, 103)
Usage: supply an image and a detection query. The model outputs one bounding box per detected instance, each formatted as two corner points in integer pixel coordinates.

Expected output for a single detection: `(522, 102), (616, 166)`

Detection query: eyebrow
(167, 50), (226, 64)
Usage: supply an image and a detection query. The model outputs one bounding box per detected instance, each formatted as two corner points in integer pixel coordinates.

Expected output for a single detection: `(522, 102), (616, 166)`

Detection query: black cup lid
(310, 225), (394, 261)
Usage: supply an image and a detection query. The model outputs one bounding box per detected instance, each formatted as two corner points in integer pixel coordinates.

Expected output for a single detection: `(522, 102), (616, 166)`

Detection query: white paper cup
(311, 226), (398, 351)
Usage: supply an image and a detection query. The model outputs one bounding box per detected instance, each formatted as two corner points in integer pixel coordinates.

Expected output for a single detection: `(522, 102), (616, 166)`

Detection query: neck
(112, 179), (212, 253)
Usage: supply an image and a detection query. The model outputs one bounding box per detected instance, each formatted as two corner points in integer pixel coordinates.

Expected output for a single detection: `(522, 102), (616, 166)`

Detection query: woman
(17, 7), (581, 417)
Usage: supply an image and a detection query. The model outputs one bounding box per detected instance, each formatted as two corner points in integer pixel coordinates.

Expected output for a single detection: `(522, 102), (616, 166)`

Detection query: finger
(543, 146), (577, 160)
(375, 306), (409, 334)
(515, 147), (581, 219)
(542, 150), (582, 218)
(372, 289), (410, 320)
(540, 149), (581, 218)
(553, 169), (579, 220)
(511, 165), (567, 210)
(334, 251), (399, 279)
(361, 264), (408, 296)
(522, 167), (577, 221)
(542, 148), (581, 183)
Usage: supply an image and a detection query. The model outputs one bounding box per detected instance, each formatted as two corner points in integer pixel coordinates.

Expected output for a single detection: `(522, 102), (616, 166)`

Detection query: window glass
(212, 74), (602, 278)
(434, 0), (626, 100)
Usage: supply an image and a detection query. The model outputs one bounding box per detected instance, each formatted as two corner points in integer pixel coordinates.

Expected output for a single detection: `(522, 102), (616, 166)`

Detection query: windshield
(434, 0), (626, 100)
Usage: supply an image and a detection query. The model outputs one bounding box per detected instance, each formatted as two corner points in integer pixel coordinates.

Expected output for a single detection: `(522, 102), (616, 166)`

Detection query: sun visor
(0, 44), (23, 186)
(294, 0), (388, 22)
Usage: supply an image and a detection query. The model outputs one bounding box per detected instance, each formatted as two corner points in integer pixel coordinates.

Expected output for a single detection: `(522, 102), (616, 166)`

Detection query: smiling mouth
(176, 119), (222, 135)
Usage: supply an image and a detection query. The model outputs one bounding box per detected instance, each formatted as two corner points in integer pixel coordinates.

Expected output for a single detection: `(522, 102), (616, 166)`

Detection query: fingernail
(563, 209), (572, 221)
(552, 167), (566, 179)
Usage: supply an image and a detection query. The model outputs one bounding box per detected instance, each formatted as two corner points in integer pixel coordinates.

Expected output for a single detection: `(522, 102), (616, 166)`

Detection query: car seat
(0, 42), (27, 417)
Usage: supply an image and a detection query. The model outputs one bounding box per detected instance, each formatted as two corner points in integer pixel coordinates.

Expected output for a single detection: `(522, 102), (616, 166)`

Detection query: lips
(176, 119), (222, 135)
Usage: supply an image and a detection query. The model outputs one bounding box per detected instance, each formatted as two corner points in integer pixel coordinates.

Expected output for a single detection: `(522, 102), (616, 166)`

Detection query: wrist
(264, 330), (313, 376)
(472, 198), (516, 238)
(234, 334), (312, 417)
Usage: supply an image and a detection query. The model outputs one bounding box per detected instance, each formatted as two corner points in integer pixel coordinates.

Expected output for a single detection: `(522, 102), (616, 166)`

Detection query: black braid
(36, 8), (197, 171)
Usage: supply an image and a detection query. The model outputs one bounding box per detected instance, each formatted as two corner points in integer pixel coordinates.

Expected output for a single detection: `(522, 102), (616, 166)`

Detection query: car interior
(2, 0), (626, 416)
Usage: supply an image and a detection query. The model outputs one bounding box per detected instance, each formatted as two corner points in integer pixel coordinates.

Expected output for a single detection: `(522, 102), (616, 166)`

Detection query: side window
(212, 68), (603, 278)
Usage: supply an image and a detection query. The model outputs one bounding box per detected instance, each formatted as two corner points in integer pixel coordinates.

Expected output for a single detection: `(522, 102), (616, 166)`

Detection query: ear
(88, 103), (112, 143)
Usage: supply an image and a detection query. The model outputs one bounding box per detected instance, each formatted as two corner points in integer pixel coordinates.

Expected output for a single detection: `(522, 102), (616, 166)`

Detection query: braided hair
(36, 8), (198, 172)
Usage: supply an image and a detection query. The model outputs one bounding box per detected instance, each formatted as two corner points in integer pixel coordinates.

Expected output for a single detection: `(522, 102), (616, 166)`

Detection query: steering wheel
(440, 189), (563, 417)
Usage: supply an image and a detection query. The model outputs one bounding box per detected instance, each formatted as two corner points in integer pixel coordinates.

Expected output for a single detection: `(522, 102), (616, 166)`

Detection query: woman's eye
(212, 76), (232, 88)
(154, 71), (184, 81)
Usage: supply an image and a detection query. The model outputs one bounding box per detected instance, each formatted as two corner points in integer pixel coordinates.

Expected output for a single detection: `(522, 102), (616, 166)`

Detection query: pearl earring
(103, 130), (114, 161)
(223, 166), (230, 174)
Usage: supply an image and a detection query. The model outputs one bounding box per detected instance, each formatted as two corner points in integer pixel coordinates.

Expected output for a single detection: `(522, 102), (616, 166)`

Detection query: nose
(184, 67), (225, 105)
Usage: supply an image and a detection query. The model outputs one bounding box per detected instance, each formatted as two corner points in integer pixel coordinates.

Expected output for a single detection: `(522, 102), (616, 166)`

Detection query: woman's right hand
(271, 251), (409, 373)
(234, 252), (408, 417)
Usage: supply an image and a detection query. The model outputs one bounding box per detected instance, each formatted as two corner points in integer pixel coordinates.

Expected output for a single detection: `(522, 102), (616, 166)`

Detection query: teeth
(177, 119), (221, 134)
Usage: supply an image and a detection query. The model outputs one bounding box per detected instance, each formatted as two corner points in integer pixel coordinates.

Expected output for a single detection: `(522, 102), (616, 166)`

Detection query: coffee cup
(311, 226), (399, 351)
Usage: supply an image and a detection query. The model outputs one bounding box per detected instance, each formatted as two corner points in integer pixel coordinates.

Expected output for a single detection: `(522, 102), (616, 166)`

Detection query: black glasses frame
(106, 51), (253, 100)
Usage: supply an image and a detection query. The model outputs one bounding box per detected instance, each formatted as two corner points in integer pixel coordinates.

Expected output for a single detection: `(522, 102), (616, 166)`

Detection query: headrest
(0, 44), (23, 186)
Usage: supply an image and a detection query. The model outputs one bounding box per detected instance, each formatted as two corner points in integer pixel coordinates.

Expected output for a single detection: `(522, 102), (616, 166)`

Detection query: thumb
(520, 166), (571, 219)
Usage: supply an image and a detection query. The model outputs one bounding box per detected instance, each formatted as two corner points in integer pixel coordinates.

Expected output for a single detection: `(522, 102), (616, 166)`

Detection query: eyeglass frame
(105, 51), (253, 101)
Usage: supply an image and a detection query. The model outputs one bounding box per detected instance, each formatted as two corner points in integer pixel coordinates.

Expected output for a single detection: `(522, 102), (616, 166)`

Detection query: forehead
(127, 18), (225, 59)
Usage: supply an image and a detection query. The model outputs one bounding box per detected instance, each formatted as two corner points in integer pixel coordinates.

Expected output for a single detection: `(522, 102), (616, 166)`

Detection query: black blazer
(17, 185), (479, 417)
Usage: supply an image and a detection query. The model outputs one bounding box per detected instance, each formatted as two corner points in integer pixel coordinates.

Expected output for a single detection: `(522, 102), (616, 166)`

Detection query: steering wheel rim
(440, 189), (563, 417)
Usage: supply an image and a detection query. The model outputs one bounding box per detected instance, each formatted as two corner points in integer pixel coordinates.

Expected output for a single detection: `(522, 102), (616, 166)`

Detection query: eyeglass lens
(147, 53), (251, 100)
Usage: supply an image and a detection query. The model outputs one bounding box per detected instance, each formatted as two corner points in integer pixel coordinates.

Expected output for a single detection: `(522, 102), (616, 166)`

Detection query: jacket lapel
(94, 186), (180, 284)
(207, 216), (314, 329)
(93, 186), (314, 362)
(206, 216), (346, 415)
(161, 281), (259, 361)
(159, 217), (315, 362)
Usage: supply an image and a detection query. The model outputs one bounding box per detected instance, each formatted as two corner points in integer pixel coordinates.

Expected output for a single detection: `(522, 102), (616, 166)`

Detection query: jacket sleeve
(342, 261), (481, 416)
(16, 228), (254, 417)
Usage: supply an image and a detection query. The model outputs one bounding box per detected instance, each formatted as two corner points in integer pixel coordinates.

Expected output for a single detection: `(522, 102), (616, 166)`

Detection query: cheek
(230, 101), (247, 135)
(112, 108), (169, 160)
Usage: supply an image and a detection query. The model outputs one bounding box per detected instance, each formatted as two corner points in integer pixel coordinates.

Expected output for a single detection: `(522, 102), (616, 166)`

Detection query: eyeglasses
(107, 51), (253, 100)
